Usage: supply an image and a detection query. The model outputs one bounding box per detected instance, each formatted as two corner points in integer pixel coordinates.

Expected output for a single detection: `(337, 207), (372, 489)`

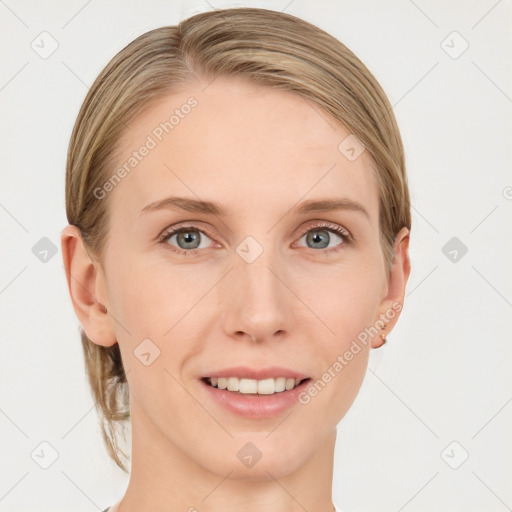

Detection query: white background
(1, 1), (511, 511)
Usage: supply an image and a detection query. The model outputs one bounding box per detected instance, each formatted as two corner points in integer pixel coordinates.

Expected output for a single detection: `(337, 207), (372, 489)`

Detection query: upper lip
(201, 366), (310, 381)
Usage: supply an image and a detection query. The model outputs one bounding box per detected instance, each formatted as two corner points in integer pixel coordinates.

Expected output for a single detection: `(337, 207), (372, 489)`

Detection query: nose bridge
(222, 236), (289, 338)
(236, 238), (283, 304)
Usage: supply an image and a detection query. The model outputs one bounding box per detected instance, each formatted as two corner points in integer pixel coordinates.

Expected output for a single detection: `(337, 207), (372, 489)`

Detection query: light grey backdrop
(1, 1), (511, 511)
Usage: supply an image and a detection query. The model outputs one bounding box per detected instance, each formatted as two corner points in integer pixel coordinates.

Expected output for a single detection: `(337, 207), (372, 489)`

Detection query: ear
(371, 226), (411, 348)
(60, 224), (117, 347)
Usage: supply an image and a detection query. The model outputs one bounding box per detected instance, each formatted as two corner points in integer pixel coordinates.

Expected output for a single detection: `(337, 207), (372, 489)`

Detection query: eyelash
(157, 221), (354, 257)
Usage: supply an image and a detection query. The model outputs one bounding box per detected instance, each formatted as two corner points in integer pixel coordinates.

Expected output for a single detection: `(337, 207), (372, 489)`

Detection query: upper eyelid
(158, 221), (212, 240)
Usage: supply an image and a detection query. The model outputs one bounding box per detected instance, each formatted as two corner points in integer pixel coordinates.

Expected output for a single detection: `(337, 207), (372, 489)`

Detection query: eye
(158, 225), (215, 255)
(157, 221), (353, 257)
(295, 221), (352, 253)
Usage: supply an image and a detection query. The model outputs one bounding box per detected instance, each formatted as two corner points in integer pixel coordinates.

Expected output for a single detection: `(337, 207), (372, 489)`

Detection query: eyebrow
(140, 196), (370, 219)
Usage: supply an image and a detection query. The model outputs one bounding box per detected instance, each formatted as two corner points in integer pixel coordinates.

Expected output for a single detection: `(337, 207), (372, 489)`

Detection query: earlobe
(60, 224), (117, 347)
(371, 227), (411, 348)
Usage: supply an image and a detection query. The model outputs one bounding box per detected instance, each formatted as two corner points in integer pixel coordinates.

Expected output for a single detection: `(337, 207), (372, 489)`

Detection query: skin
(61, 77), (410, 512)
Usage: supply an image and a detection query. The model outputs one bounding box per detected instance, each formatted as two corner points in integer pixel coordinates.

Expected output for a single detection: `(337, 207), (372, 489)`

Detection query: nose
(221, 246), (290, 343)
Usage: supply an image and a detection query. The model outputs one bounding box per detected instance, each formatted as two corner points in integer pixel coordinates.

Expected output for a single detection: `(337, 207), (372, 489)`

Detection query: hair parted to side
(65, 7), (411, 473)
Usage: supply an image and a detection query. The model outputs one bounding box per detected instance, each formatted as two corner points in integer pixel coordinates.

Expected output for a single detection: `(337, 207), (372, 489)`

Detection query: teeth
(207, 376), (304, 394)
(285, 378), (296, 391)
(227, 377), (239, 391)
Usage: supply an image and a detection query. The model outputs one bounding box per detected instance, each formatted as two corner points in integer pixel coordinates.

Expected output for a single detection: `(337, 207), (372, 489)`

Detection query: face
(72, 77), (409, 480)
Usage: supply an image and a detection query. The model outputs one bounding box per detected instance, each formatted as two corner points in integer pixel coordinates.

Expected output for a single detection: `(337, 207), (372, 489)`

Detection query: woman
(61, 7), (411, 512)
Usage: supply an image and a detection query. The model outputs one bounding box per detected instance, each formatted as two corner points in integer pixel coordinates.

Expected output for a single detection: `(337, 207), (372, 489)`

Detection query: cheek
(106, 252), (180, 329)
(295, 260), (380, 404)
(298, 258), (382, 336)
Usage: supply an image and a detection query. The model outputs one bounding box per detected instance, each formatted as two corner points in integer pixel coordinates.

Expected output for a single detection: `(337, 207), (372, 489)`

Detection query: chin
(200, 433), (315, 481)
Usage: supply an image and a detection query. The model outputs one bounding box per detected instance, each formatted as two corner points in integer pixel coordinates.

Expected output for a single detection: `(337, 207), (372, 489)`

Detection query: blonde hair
(65, 7), (411, 473)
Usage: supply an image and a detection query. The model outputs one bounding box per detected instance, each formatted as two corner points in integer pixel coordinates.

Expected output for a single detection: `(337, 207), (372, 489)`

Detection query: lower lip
(200, 378), (312, 419)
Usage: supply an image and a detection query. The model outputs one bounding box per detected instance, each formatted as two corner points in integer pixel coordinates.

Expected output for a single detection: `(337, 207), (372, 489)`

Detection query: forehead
(108, 77), (379, 223)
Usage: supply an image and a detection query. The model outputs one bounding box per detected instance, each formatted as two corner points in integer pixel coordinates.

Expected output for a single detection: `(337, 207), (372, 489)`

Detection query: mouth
(201, 376), (311, 396)
(198, 366), (313, 418)
(199, 374), (312, 418)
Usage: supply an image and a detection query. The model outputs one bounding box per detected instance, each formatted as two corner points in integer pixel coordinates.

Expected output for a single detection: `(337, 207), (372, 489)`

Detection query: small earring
(380, 326), (387, 345)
